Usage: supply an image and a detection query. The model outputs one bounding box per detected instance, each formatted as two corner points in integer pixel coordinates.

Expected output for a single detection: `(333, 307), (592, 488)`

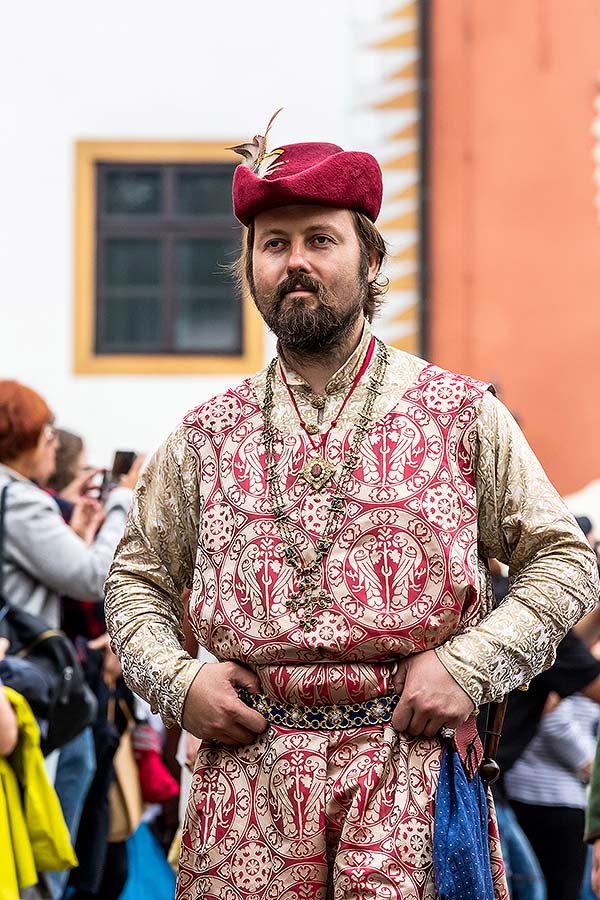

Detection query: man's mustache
(274, 273), (323, 303)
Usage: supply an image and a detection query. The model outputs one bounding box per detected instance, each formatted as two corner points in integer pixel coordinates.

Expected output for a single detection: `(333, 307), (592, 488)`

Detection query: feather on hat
(229, 110), (383, 225)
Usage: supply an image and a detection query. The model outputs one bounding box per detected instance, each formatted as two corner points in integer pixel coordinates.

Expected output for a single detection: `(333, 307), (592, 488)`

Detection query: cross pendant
(289, 587), (334, 632)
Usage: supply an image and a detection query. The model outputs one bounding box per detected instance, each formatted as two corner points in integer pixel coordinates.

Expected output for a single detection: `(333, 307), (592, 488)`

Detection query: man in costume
(105, 120), (599, 899)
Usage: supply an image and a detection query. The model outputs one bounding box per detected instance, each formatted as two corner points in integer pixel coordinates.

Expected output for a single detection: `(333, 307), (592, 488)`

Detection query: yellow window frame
(73, 140), (263, 375)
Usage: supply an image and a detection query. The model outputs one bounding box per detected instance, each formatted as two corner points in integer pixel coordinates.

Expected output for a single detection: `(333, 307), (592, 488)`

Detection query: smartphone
(111, 450), (136, 481)
(99, 451), (136, 503)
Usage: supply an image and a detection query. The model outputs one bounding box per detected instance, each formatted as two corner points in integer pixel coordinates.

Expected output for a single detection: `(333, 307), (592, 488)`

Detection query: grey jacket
(0, 463), (132, 629)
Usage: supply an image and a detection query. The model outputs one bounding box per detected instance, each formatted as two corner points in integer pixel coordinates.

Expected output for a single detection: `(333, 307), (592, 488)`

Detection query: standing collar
(278, 320), (374, 395)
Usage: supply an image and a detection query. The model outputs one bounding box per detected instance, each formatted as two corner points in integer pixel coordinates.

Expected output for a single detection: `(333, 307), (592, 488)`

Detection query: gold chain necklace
(262, 338), (389, 632)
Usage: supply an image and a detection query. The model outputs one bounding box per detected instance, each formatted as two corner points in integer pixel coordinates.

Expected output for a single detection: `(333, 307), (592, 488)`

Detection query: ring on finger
(439, 725), (456, 740)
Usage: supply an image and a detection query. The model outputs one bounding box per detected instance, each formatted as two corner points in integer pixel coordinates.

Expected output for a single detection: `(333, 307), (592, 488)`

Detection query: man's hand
(182, 662), (268, 746)
(391, 649), (475, 738)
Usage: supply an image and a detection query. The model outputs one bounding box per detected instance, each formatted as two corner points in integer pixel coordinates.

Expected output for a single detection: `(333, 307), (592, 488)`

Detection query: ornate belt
(238, 689), (400, 731)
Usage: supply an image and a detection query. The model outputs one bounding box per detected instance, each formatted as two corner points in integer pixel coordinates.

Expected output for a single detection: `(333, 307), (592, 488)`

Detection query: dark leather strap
(480, 697), (508, 783)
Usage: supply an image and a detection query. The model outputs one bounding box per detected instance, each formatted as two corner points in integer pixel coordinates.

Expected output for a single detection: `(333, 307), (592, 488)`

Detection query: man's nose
(287, 241), (311, 273)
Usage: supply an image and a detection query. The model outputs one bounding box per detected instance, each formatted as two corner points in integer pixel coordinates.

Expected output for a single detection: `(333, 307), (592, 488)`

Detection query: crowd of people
(487, 533), (600, 900)
(0, 380), (185, 899)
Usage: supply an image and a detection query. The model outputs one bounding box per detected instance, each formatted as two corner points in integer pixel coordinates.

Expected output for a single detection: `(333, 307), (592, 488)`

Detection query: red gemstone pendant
(301, 454), (335, 491)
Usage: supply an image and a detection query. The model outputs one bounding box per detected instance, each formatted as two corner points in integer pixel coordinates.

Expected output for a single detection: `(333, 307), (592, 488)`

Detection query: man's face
(250, 205), (377, 355)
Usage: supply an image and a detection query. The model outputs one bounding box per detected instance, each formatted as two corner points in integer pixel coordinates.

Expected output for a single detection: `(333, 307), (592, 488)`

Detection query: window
(74, 142), (263, 375)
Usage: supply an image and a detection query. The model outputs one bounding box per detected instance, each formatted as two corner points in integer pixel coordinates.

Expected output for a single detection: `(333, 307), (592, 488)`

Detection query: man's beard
(253, 270), (367, 357)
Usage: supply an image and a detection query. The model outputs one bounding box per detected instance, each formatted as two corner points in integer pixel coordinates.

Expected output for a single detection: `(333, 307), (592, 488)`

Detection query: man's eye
(313, 235), (332, 245)
(266, 239), (284, 249)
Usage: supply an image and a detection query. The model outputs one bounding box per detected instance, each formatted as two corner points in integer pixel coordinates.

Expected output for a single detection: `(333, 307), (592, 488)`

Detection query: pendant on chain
(287, 585), (334, 632)
(263, 338), (389, 634)
(301, 454), (336, 491)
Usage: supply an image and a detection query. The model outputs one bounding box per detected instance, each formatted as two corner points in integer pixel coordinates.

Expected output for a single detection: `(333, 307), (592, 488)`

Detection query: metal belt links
(238, 689), (401, 731)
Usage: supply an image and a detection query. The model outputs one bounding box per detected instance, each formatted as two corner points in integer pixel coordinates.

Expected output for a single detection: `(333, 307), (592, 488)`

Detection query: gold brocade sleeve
(436, 391), (600, 705)
(104, 425), (204, 728)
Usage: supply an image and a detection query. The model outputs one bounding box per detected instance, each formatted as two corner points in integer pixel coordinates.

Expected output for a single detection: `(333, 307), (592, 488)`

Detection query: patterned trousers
(176, 723), (508, 899)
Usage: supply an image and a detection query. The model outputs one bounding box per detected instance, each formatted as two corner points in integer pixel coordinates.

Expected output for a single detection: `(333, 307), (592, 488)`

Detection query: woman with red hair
(0, 380), (136, 629)
(0, 381), (143, 900)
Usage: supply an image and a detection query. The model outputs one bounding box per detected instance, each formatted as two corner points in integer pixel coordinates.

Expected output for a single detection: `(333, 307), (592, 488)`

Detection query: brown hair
(0, 381), (53, 463)
(46, 429), (84, 492)
(234, 210), (389, 322)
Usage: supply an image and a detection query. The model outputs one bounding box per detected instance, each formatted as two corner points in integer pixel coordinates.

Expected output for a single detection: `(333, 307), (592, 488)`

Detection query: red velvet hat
(230, 113), (383, 225)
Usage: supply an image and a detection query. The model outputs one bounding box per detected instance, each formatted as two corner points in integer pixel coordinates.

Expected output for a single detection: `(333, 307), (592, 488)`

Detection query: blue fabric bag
(433, 744), (495, 900)
(118, 822), (176, 900)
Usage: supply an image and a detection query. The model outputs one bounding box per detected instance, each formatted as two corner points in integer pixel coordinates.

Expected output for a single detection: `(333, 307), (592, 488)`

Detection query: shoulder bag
(106, 684), (143, 843)
(0, 484), (97, 754)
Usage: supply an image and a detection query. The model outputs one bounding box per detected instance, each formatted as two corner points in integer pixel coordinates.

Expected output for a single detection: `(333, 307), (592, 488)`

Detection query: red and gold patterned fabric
(175, 356), (506, 898)
(184, 362), (488, 683)
(177, 724), (507, 900)
(105, 324), (598, 899)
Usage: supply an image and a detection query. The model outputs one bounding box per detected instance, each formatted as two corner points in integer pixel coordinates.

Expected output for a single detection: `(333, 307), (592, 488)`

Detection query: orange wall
(428, 0), (600, 494)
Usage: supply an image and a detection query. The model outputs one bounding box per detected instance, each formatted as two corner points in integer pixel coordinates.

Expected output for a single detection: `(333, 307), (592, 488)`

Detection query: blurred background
(2, 0), (599, 504)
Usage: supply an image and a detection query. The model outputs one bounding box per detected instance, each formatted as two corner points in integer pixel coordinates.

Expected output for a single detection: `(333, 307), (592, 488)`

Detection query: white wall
(1, 0), (393, 465)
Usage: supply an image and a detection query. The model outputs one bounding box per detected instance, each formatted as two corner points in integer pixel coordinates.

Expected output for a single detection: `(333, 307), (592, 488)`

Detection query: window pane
(105, 170), (162, 215)
(105, 239), (161, 286)
(177, 237), (238, 285)
(100, 239), (162, 348)
(175, 238), (240, 351)
(102, 296), (162, 348)
(176, 171), (233, 215)
(175, 294), (240, 352)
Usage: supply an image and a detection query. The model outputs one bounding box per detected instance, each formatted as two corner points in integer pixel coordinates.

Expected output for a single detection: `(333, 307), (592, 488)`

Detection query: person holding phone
(0, 385), (144, 899)
(0, 381), (141, 632)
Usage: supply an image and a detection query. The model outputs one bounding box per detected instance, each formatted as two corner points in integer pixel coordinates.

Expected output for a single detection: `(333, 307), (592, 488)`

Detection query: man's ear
(367, 248), (381, 284)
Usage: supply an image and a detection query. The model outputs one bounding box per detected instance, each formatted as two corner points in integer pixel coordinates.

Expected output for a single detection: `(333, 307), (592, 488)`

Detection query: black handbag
(0, 483), (97, 754)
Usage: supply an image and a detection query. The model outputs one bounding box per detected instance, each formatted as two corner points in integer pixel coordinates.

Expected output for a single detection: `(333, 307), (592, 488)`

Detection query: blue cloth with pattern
(433, 745), (495, 900)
